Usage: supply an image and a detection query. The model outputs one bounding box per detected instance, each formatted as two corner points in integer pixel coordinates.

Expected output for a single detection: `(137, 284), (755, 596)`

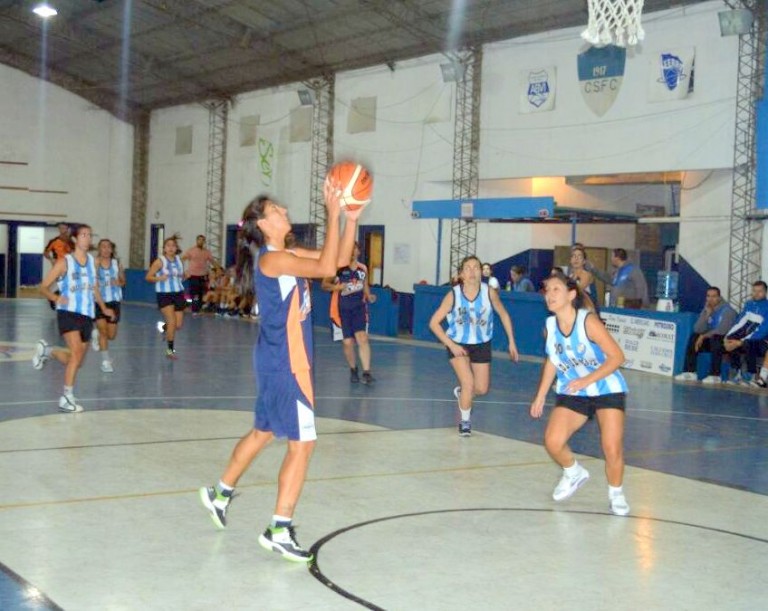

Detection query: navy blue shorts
(57, 310), (93, 343)
(340, 305), (368, 339)
(446, 341), (492, 363)
(156, 292), (186, 311)
(255, 369), (317, 441)
(555, 392), (626, 420)
(96, 301), (121, 322)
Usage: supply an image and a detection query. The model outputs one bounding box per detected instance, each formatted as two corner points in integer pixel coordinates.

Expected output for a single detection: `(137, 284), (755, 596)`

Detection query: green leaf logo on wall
(577, 45), (626, 117)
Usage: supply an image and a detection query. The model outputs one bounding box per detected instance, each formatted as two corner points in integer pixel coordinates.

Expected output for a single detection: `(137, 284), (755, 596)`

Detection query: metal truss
(128, 112), (150, 268)
(449, 48), (483, 279)
(307, 75), (335, 248)
(204, 99), (229, 263)
(726, 1), (767, 308)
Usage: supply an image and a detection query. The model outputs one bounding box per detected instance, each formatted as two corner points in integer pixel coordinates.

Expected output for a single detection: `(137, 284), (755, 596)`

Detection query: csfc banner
(519, 67), (556, 113)
(577, 45), (626, 117)
(600, 312), (677, 377)
(648, 48), (695, 102)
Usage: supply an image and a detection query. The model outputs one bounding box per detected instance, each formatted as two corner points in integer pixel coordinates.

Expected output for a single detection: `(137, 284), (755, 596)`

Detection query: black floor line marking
(308, 507), (768, 610)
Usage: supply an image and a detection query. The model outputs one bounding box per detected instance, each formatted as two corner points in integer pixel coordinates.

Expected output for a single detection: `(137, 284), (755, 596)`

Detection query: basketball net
(581, 0), (645, 47)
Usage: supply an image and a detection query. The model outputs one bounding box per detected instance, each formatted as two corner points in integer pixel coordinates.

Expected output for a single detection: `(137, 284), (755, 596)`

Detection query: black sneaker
(350, 367), (360, 383)
(361, 371), (375, 384)
(750, 377), (768, 389)
(258, 525), (313, 563)
(198, 486), (232, 529)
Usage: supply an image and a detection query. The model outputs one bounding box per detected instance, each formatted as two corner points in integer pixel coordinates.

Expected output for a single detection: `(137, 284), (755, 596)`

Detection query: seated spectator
(591, 248), (649, 308)
(481, 263), (500, 290)
(201, 266), (226, 313)
(674, 286), (737, 384)
(509, 265), (535, 292)
(480, 263), (501, 291)
(724, 280), (768, 385)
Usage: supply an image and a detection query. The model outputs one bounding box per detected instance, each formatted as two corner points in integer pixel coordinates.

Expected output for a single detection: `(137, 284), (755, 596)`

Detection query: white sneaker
(91, 328), (100, 352)
(58, 394), (84, 413)
(609, 494), (630, 516)
(32, 339), (49, 370)
(674, 372), (697, 381)
(553, 465), (590, 501)
(156, 321), (165, 335)
(701, 375), (721, 385)
(453, 386), (461, 402)
(101, 360), (114, 373)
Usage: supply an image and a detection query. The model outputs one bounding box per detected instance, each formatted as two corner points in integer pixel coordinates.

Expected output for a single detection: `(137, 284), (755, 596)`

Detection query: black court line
(308, 507), (768, 610)
(0, 562), (63, 611)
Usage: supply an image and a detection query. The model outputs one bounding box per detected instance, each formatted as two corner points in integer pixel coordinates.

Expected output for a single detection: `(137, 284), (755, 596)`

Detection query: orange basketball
(326, 161), (373, 210)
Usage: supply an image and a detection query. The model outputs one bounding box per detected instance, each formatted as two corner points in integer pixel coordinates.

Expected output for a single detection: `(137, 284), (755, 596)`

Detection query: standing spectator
(569, 247), (597, 303)
(674, 287), (737, 384)
(182, 235), (218, 314)
(592, 248), (649, 308)
(481, 263), (500, 291)
(42, 222), (72, 309)
(724, 280), (768, 384)
(509, 265), (535, 292)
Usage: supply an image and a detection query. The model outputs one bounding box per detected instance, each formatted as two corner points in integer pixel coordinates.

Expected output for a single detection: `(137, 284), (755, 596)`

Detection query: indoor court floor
(0, 299), (766, 610)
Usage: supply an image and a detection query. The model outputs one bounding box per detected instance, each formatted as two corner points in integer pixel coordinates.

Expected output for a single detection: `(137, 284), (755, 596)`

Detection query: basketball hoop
(581, 0), (645, 47)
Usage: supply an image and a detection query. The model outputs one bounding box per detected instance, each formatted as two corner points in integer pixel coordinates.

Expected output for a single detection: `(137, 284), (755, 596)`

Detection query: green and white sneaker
(198, 486), (232, 529)
(258, 525), (313, 563)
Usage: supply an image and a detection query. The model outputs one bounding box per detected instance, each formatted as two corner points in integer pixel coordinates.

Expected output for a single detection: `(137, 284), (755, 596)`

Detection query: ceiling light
(33, 3), (58, 18)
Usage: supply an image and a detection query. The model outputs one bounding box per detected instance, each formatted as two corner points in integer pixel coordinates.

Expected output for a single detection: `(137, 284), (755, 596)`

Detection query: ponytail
(235, 195), (270, 297)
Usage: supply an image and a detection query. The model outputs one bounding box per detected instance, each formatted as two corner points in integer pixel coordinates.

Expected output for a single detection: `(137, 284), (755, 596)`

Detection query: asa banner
(648, 48), (695, 102)
(519, 67), (556, 113)
(600, 312), (677, 377)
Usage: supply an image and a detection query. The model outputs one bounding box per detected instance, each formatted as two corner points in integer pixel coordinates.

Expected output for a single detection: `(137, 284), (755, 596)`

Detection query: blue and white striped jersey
(546, 309), (627, 397)
(154, 255), (184, 293)
(97, 259), (123, 303)
(58, 253), (96, 318)
(445, 283), (494, 345)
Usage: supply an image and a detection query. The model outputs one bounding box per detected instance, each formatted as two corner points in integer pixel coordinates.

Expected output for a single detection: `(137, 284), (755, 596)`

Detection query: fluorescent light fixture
(297, 88), (314, 106)
(33, 3), (58, 18)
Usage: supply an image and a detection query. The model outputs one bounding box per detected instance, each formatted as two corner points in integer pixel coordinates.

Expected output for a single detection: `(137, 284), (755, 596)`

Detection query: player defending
(429, 255), (519, 436)
(530, 271), (630, 516)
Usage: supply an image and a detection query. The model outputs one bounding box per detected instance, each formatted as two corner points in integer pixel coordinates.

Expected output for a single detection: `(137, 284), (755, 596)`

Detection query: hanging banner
(577, 45), (626, 117)
(600, 311), (677, 377)
(519, 67), (556, 113)
(256, 128), (277, 189)
(648, 48), (695, 102)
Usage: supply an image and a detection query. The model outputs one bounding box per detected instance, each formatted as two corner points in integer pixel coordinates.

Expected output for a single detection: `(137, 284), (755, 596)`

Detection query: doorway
(150, 224), (165, 264)
(358, 225), (385, 286)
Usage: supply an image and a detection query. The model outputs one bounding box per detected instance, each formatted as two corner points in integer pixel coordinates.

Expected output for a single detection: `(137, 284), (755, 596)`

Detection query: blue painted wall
(677, 255), (714, 313)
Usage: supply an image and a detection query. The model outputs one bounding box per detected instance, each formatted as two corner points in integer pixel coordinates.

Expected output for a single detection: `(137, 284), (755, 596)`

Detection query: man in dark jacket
(674, 286), (736, 384)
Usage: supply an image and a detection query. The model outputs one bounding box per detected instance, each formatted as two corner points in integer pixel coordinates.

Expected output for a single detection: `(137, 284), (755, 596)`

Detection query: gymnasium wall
(0, 63), (134, 259)
(145, 0), (739, 292)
